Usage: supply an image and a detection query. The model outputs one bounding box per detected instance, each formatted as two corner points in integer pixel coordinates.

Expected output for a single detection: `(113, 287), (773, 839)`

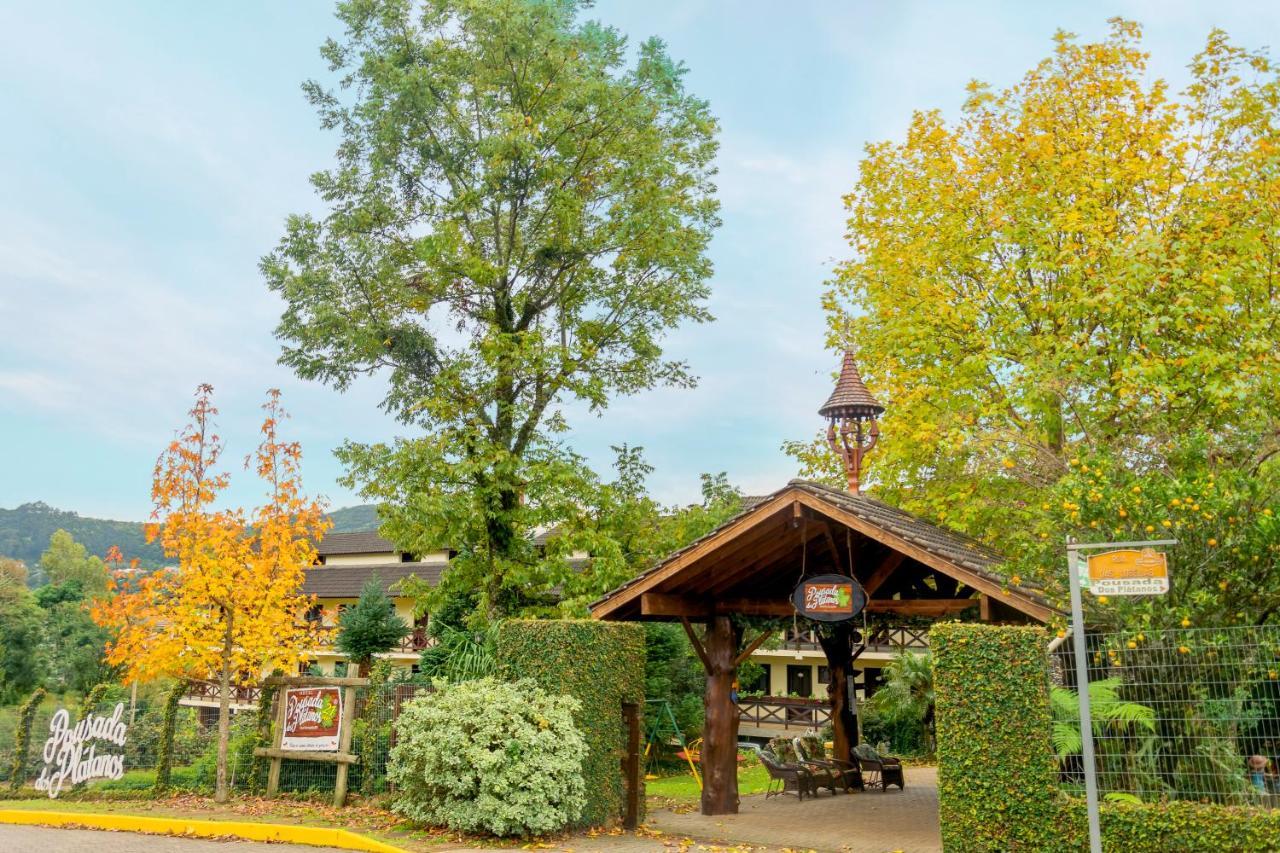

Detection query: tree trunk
(700, 615), (741, 816)
(818, 623), (858, 762)
(215, 624), (233, 804)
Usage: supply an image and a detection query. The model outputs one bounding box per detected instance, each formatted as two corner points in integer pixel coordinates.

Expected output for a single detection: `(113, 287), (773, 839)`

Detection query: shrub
(7, 687), (46, 790)
(387, 677), (585, 836)
(932, 623), (1059, 851)
(497, 620), (645, 826)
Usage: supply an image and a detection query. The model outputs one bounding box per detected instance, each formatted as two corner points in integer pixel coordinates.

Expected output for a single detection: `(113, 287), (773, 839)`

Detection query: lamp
(818, 351), (885, 495)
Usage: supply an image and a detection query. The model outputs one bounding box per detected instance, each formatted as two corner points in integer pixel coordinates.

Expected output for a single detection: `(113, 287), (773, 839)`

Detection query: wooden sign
(791, 574), (867, 622)
(1086, 548), (1169, 596)
(281, 686), (342, 752)
(253, 675), (367, 807)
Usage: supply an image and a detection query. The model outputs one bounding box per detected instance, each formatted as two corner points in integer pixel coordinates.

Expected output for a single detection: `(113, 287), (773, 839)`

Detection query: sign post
(1066, 538), (1175, 853)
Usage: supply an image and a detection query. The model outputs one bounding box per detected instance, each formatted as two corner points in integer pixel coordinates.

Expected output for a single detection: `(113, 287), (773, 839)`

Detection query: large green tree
(264, 0), (718, 617)
(39, 529), (109, 597)
(793, 21), (1280, 545)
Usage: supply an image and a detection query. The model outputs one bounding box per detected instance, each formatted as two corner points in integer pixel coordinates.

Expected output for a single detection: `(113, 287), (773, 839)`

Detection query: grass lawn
(645, 762), (770, 801)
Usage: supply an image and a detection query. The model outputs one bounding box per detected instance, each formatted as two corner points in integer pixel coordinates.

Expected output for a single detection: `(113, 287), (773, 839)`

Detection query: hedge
(496, 619), (644, 828)
(933, 622), (1280, 852)
(932, 623), (1059, 851)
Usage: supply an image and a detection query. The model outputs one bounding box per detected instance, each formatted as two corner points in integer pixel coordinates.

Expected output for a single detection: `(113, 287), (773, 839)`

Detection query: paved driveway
(649, 765), (942, 853)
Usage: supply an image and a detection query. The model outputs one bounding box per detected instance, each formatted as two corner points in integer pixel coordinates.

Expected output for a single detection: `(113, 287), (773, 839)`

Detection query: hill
(0, 502), (382, 568)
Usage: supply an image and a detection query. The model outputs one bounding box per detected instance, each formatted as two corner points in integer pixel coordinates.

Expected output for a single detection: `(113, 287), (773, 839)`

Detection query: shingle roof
(590, 479), (1052, 617)
(316, 531), (397, 556)
(302, 562), (441, 598)
(818, 351), (884, 420)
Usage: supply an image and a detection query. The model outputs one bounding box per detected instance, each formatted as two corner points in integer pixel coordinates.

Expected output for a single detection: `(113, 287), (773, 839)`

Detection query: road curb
(0, 808), (407, 852)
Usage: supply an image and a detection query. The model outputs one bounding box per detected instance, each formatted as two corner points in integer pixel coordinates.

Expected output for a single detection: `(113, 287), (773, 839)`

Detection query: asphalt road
(0, 825), (350, 852)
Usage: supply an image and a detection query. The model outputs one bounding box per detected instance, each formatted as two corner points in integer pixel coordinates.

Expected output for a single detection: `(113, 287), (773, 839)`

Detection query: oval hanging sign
(792, 574), (867, 622)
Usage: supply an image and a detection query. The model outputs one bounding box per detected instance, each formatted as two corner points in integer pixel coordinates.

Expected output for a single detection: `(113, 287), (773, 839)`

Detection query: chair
(793, 735), (863, 792)
(758, 748), (815, 800)
(852, 743), (905, 791)
(767, 736), (842, 796)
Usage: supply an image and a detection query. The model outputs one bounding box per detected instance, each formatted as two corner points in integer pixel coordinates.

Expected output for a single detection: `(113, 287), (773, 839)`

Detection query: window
(333, 661), (348, 677)
(303, 604), (323, 624)
(786, 664), (812, 698)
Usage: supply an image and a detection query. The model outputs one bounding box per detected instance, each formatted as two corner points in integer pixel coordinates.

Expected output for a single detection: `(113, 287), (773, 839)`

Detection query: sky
(1, 1), (1277, 523)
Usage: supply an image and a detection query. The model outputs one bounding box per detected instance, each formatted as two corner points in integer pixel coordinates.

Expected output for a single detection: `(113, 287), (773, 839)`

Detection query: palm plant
(866, 651), (935, 754)
(417, 622), (499, 683)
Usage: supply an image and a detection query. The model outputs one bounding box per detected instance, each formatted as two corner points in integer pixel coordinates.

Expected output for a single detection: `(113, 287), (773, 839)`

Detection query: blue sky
(1, 1), (1276, 522)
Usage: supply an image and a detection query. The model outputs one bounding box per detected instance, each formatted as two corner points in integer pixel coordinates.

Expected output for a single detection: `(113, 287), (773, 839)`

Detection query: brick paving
(648, 765), (942, 853)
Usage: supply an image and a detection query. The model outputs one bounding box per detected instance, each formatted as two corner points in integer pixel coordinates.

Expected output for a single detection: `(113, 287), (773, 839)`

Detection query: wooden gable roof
(591, 480), (1055, 623)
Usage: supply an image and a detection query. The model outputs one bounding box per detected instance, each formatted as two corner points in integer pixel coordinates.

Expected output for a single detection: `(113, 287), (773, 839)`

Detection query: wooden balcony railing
(182, 680), (262, 705)
(304, 623), (437, 655)
(780, 624), (930, 651)
(737, 696), (831, 731)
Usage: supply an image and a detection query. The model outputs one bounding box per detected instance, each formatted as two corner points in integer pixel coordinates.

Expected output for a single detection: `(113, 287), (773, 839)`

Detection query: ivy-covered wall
(933, 622), (1280, 852)
(497, 619), (645, 828)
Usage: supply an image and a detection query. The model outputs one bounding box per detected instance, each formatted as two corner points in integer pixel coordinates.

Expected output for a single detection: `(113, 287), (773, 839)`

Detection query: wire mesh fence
(0, 677), (436, 800)
(1051, 624), (1280, 807)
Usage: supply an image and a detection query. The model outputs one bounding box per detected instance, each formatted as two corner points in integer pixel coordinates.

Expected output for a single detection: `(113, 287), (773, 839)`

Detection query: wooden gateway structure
(590, 354), (1057, 815)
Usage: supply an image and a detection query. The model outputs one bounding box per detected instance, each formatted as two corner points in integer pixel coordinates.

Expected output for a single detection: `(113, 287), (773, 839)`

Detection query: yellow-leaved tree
(790, 20), (1280, 542)
(95, 386), (328, 802)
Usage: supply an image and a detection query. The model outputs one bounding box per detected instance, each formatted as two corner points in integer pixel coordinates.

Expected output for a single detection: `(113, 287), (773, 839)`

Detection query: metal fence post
(1067, 541), (1102, 853)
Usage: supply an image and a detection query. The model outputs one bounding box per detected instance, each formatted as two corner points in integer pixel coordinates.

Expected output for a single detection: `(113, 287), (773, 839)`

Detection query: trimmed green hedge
(933, 623), (1059, 851)
(933, 622), (1280, 852)
(497, 619), (644, 828)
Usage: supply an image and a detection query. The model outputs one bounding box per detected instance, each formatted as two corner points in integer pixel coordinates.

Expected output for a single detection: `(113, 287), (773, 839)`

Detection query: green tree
(794, 21), (1280, 541)
(264, 0), (719, 618)
(39, 530), (108, 597)
(34, 580), (115, 694)
(0, 557), (28, 587)
(0, 582), (45, 701)
(335, 574), (410, 674)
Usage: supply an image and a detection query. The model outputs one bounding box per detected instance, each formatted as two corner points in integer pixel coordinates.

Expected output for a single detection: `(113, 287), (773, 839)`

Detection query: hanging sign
(281, 686), (342, 751)
(1086, 547), (1169, 596)
(33, 702), (128, 798)
(792, 573), (867, 622)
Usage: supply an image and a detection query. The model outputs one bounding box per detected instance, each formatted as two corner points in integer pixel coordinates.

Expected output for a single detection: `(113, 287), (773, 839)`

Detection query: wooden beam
(793, 491), (1057, 622)
(642, 592), (710, 618)
(865, 599), (979, 616)
(733, 630), (775, 668)
(719, 598), (795, 617)
(861, 551), (907, 596)
(980, 594), (992, 621)
(680, 617), (712, 673)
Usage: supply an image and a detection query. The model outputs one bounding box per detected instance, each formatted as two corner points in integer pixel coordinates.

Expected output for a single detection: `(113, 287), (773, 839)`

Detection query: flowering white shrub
(387, 678), (586, 836)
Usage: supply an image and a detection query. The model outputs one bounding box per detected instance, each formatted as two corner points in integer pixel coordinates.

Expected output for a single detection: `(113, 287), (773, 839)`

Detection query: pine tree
(336, 575), (409, 675)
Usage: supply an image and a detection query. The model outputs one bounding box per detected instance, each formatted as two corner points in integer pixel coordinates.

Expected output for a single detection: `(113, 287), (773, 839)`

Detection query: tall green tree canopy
(39, 529), (109, 597)
(798, 21), (1280, 541)
(265, 0), (719, 616)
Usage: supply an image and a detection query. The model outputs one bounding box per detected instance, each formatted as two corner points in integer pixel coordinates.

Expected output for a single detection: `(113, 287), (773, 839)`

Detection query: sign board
(791, 574), (867, 622)
(281, 686), (342, 751)
(1086, 547), (1169, 596)
(34, 702), (128, 798)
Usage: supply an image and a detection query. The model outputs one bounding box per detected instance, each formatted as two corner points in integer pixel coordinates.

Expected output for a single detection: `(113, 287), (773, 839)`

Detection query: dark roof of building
(316, 531), (397, 556)
(591, 478), (1052, 619)
(302, 562), (442, 598)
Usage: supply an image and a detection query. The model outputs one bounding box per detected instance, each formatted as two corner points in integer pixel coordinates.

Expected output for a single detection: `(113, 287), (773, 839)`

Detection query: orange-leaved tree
(94, 385), (328, 802)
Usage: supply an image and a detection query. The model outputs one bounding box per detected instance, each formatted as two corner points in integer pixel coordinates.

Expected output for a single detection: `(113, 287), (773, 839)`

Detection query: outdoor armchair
(793, 735), (863, 792)
(758, 748), (816, 800)
(851, 743), (905, 791)
(767, 736), (842, 796)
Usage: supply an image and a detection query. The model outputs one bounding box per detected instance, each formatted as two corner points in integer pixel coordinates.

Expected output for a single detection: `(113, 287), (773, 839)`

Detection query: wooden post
(621, 701), (641, 829)
(818, 623), (859, 762)
(266, 682), (287, 797)
(333, 686), (357, 808)
(700, 615), (741, 816)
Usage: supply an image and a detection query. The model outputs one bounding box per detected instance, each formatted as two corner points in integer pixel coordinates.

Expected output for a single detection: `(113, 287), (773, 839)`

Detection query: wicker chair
(767, 736), (842, 796)
(759, 748), (815, 800)
(793, 735), (863, 793)
(852, 743), (905, 791)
